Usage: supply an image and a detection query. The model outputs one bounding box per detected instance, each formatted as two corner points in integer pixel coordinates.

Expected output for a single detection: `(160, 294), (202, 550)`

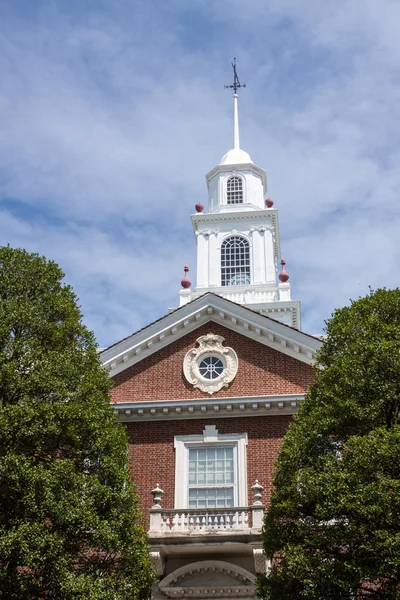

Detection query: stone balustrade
(149, 480), (265, 535)
(151, 507), (250, 533)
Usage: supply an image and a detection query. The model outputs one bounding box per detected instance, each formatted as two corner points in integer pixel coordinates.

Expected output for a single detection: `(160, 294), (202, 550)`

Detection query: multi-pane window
(188, 446), (235, 508)
(198, 356), (224, 380)
(221, 236), (250, 286)
(226, 176), (243, 204)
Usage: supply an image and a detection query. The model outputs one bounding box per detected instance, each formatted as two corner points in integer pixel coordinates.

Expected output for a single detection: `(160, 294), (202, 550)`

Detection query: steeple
(178, 61), (301, 330)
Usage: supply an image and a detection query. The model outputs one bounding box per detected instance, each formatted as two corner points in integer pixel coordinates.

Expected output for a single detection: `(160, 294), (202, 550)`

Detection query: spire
(233, 93), (240, 150)
(221, 59), (252, 166)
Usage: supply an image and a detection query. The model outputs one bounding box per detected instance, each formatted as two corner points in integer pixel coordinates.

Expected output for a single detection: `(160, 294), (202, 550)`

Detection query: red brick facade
(111, 321), (314, 403)
(110, 320), (314, 525)
(125, 415), (292, 526)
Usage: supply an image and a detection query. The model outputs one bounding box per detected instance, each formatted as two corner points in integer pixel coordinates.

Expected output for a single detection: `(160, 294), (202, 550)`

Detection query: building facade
(100, 90), (322, 599)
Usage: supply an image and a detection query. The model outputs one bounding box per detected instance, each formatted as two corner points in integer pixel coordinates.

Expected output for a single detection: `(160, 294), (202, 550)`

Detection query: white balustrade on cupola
(149, 480), (265, 535)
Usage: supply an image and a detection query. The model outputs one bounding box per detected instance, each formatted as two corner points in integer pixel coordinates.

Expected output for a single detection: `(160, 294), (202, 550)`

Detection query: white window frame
(220, 235), (251, 287)
(174, 425), (248, 509)
(226, 175), (244, 204)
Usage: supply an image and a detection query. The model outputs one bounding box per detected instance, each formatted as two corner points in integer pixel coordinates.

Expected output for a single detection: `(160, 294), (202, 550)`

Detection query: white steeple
(179, 61), (301, 330)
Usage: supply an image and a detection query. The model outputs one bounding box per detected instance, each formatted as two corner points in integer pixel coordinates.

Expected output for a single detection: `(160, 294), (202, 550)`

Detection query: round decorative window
(198, 355), (225, 380)
(183, 334), (238, 394)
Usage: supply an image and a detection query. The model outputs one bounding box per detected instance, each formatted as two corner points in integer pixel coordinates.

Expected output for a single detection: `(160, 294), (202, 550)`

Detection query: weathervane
(224, 58), (246, 94)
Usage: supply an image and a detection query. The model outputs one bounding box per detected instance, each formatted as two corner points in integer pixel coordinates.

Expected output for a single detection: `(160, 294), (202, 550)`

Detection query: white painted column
(264, 229), (276, 282)
(196, 232), (209, 288)
(209, 231), (220, 286)
(252, 228), (265, 284)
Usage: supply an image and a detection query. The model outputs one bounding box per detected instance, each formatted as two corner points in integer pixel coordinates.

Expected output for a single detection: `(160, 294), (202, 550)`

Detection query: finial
(195, 202), (204, 213)
(251, 479), (264, 505)
(279, 259), (289, 283)
(224, 58), (246, 95)
(265, 197), (274, 208)
(151, 483), (164, 508)
(181, 265), (191, 289)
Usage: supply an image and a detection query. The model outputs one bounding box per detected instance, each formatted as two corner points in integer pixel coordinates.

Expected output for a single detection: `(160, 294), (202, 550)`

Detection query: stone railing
(149, 480), (265, 534)
(180, 287), (279, 307)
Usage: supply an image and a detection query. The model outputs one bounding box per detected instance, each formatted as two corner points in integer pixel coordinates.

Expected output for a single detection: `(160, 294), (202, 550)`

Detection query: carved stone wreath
(183, 334), (238, 394)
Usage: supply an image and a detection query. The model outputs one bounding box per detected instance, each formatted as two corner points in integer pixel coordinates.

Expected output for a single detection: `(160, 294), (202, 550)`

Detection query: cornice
(205, 161), (267, 193)
(101, 294), (321, 378)
(191, 209), (279, 257)
(191, 209), (277, 228)
(112, 394), (305, 422)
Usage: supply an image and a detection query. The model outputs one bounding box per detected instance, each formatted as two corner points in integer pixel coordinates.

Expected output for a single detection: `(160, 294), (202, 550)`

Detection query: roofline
(101, 292), (318, 354)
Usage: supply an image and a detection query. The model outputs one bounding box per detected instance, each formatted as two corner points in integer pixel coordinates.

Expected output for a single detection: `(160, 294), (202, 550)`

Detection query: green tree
(0, 247), (153, 599)
(259, 289), (400, 600)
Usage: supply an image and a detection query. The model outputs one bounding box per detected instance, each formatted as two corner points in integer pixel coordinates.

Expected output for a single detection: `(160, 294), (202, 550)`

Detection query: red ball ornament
(265, 197), (274, 208)
(181, 265), (192, 289)
(278, 259), (289, 283)
(195, 203), (204, 213)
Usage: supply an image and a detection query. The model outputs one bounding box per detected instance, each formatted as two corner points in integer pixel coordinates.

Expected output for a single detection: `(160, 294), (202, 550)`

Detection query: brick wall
(125, 415), (292, 528)
(111, 321), (313, 403)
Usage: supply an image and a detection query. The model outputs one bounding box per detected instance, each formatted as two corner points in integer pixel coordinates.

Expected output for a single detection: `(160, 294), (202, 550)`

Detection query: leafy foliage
(0, 247), (153, 599)
(259, 289), (400, 599)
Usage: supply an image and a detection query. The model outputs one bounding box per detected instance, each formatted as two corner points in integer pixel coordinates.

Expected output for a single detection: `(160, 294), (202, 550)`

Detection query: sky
(1, 0), (399, 347)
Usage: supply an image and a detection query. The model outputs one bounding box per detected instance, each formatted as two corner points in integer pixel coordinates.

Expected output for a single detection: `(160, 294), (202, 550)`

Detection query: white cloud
(0, 0), (399, 345)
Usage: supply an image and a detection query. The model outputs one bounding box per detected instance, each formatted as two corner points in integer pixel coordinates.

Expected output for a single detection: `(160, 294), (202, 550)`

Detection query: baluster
(244, 510), (249, 529)
(211, 513), (217, 529)
(160, 513), (165, 531)
(196, 514), (201, 530)
(221, 511), (227, 530)
(189, 513), (194, 529)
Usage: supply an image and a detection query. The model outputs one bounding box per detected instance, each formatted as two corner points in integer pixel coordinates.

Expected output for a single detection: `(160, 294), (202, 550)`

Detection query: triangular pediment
(101, 293), (321, 378)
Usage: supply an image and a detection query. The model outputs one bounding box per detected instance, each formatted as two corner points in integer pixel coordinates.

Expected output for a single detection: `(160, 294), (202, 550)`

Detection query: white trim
(160, 560), (256, 587)
(191, 209), (277, 255)
(206, 160), (267, 193)
(174, 425), (248, 509)
(158, 560), (256, 599)
(183, 333), (239, 394)
(113, 393), (304, 422)
(100, 294), (321, 377)
(225, 173), (245, 205)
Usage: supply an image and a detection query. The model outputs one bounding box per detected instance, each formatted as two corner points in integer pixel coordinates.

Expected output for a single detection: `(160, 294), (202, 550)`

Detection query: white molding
(191, 210), (279, 258)
(159, 560), (256, 599)
(100, 294), (321, 378)
(174, 426), (248, 509)
(183, 333), (238, 394)
(150, 550), (166, 577)
(253, 548), (270, 575)
(112, 393), (305, 422)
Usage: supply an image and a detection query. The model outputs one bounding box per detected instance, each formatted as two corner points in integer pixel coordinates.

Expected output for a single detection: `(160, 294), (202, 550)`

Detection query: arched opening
(221, 236), (250, 286)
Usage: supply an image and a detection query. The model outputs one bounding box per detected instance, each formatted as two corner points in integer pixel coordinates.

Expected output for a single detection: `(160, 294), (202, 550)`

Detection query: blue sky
(1, 0), (400, 347)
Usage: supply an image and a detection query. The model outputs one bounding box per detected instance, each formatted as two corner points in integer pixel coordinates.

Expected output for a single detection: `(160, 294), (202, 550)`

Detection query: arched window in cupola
(221, 236), (250, 286)
(226, 176), (243, 204)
